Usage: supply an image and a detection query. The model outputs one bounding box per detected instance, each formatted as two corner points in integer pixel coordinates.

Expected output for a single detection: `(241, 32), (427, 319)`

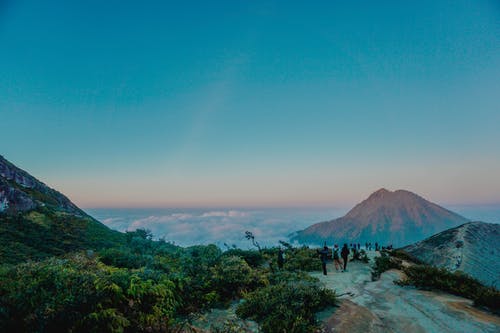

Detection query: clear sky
(1, 0), (500, 208)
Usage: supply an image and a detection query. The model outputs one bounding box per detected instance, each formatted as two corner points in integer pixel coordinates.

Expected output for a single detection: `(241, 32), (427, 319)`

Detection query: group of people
(275, 241), (392, 275)
(318, 244), (351, 275)
(317, 241), (390, 275)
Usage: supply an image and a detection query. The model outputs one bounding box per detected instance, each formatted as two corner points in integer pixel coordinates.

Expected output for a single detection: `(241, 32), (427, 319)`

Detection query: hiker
(277, 247), (284, 270)
(351, 244), (357, 260)
(332, 244), (342, 271)
(341, 243), (350, 272)
(317, 245), (330, 275)
(375, 242), (379, 251)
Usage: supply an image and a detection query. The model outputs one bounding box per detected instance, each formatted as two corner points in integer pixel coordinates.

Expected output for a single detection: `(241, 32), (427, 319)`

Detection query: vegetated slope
(402, 221), (500, 287)
(0, 155), (124, 264)
(292, 188), (469, 247)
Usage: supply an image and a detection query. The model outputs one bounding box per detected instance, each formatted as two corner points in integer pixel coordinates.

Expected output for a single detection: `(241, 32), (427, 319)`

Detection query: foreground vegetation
(0, 230), (336, 332)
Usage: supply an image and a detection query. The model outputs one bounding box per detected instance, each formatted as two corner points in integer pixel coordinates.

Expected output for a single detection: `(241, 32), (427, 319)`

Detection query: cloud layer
(89, 208), (345, 248)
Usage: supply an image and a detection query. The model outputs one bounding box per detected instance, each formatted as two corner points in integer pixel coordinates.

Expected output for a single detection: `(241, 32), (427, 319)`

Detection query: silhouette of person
(318, 245), (329, 275)
(277, 247), (284, 269)
(341, 243), (350, 272)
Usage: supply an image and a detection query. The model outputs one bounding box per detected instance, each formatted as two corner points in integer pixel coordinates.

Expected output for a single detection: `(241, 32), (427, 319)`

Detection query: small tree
(244, 231), (261, 252)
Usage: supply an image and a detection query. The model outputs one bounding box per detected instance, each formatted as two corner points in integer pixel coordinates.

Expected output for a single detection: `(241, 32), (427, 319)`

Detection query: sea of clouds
(87, 207), (346, 248)
(87, 205), (500, 249)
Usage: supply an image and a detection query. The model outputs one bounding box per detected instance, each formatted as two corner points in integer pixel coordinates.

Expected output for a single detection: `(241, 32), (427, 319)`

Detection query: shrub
(0, 254), (179, 332)
(222, 249), (266, 268)
(371, 252), (401, 280)
(236, 280), (336, 333)
(211, 256), (265, 300)
(397, 265), (500, 313)
(390, 249), (423, 264)
(284, 247), (322, 272)
(99, 247), (151, 269)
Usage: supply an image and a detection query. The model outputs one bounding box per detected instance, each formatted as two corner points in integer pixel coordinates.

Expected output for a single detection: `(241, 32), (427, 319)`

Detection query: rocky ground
(312, 251), (500, 333)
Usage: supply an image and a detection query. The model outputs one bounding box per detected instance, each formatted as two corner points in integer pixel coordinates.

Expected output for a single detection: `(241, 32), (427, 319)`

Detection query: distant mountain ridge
(0, 155), (123, 264)
(403, 221), (500, 287)
(292, 188), (469, 247)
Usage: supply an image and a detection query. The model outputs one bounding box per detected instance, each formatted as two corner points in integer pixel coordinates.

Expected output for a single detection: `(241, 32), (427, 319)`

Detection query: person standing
(277, 247), (284, 270)
(341, 243), (350, 272)
(318, 245), (329, 275)
(333, 244), (342, 271)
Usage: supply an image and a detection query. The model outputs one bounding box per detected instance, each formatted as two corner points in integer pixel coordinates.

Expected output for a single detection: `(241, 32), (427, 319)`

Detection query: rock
(323, 299), (386, 333)
(0, 155), (83, 215)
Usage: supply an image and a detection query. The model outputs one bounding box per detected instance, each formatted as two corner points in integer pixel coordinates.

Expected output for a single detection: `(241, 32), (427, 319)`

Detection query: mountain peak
(368, 188), (391, 198)
(292, 188), (469, 247)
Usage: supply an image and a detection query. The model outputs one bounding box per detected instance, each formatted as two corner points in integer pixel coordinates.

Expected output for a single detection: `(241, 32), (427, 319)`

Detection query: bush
(211, 256), (265, 300)
(236, 279), (336, 333)
(371, 252), (401, 280)
(397, 265), (500, 313)
(99, 247), (151, 269)
(390, 249), (423, 264)
(283, 247), (322, 272)
(0, 254), (179, 332)
(222, 249), (266, 268)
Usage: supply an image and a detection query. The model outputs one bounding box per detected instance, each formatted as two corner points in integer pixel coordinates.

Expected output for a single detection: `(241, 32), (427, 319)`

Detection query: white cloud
(93, 208), (343, 248)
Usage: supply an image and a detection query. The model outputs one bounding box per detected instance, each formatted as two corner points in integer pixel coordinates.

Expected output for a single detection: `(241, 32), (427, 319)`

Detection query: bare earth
(312, 251), (500, 333)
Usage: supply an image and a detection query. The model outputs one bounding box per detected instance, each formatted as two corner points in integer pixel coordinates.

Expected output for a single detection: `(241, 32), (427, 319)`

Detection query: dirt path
(311, 251), (500, 333)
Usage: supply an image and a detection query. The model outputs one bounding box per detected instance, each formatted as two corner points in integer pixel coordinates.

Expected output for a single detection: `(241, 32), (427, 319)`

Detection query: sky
(1, 0), (500, 208)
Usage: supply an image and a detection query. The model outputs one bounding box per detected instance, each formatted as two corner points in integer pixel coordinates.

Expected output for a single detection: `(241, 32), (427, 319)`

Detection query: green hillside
(0, 155), (124, 264)
(0, 206), (124, 264)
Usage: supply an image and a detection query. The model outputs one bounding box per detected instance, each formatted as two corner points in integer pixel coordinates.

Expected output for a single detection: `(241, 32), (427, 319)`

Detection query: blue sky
(1, 1), (500, 207)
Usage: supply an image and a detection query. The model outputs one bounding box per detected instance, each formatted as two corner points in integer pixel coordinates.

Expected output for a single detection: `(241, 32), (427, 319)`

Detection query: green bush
(397, 265), (500, 312)
(0, 254), (179, 332)
(371, 252), (401, 280)
(211, 256), (265, 300)
(390, 249), (424, 264)
(222, 249), (266, 268)
(283, 247), (322, 272)
(236, 279), (336, 333)
(99, 247), (151, 269)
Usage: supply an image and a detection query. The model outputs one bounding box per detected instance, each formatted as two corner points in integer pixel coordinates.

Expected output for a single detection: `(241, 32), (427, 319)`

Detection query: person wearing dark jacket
(318, 246), (329, 275)
(341, 243), (350, 272)
(277, 247), (284, 269)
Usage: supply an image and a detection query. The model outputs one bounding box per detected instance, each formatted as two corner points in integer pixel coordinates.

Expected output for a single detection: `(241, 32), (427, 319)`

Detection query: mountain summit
(0, 155), (123, 264)
(291, 188), (469, 247)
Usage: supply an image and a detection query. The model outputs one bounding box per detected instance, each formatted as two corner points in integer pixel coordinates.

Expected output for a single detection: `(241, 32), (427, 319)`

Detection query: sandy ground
(311, 251), (500, 333)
